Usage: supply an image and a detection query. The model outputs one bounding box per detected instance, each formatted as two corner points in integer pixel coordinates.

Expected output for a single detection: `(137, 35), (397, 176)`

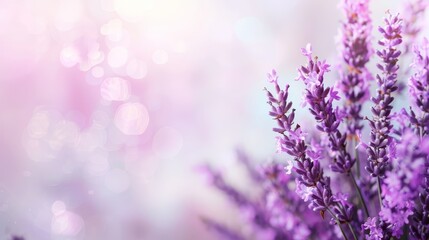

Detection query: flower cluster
(297, 44), (355, 175)
(267, 69), (355, 229)
(202, 1), (429, 240)
(366, 13), (402, 179)
(402, 0), (429, 54)
(410, 159), (429, 239)
(409, 38), (429, 136)
(201, 154), (342, 240)
(408, 38), (429, 240)
(381, 130), (428, 237)
(337, 0), (373, 136)
(264, 5), (429, 240)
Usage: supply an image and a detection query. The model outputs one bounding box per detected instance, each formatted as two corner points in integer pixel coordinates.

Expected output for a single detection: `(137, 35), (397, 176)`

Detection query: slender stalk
(352, 138), (361, 179)
(418, 124), (422, 139)
(347, 222), (358, 240)
(327, 208), (349, 240)
(377, 177), (383, 208)
(419, 113), (426, 139)
(355, 150), (360, 178)
(267, 178), (305, 222)
(400, 225), (409, 240)
(350, 173), (369, 218)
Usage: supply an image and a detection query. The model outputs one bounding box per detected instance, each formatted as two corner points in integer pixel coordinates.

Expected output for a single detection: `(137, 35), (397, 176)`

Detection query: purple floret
(366, 12), (402, 178)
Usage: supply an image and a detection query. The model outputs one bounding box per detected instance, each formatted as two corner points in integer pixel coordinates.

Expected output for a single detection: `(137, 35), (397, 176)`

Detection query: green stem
(418, 124), (422, 139)
(377, 177), (383, 208)
(347, 222), (358, 240)
(353, 138), (361, 179)
(327, 208), (349, 240)
(350, 173), (369, 218)
(400, 225), (409, 240)
(420, 113), (426, 139)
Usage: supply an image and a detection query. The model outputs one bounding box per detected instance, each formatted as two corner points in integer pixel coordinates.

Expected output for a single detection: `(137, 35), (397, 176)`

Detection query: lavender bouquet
(203, 0), (429, 239)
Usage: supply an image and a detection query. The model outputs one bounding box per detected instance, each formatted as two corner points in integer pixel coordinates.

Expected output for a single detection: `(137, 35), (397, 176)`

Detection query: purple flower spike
(256, 3), (429, 240)
(380, 131), (427, 237)
(296, 45), (355, 174)
(402, 0), (428, 54)
(408, 38), (429, 135)
(201, 218), (245, 240)
(366, 12), (402, 178)
(338, 0), (373, 136)
(200, 165), (251, 207)
(11, 237), (25, 240)
(266, 71), (355, 235)
(410, 157), (429, 239)
(362, 217), (392, 240)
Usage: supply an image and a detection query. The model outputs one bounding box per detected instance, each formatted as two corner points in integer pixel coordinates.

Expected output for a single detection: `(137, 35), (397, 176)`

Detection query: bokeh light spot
(108, 46), (128, 68)
(91, 66), (104, 78)
(100, 77), (130, 101)
(24, 138), (55, 162)
(27, 111), (51, 139)
(126, 58), (147, 79)
(51, 210), (84, 236)
(114, 102), (149, 135)
(51, 201), (66, 216)
(77, 127), (107, 152)
(48, 120), (79, 150)
(101, 19), (123, 42)
(60, 46), (80, 68)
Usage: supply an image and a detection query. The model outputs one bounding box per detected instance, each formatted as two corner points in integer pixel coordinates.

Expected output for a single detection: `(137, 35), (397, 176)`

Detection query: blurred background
(0, 0), (424, 239)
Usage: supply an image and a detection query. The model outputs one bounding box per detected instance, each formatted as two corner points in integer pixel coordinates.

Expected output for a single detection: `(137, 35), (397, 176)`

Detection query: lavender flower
(11, 237), (25, 240)
(362, 217), (384, 240)
(266, 70), (355, 239)
(338, 0), (373, 136)
(200, 165), (252, 208)
(200, 163), (294, 239)
(263, 164), (305, 212)
(201, 164), (283, 232)
(203, 3), (429, 240)
(366, 13), (402, 178)
(402, 0), (428, 55)
(359, 175), (377, 202)
(410, 160), (429, 239)
(380, 131), (427, 237)
(201, 218), (245, 240)
(263, 164), (311, 240)
(297, 44), (355, 175)
(362, 217), (392, 240)
(407, 38), (429, 240)
(236, 148), (264, 183)
(202, 157), (347, 240)
(408, 38), (429, 136)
